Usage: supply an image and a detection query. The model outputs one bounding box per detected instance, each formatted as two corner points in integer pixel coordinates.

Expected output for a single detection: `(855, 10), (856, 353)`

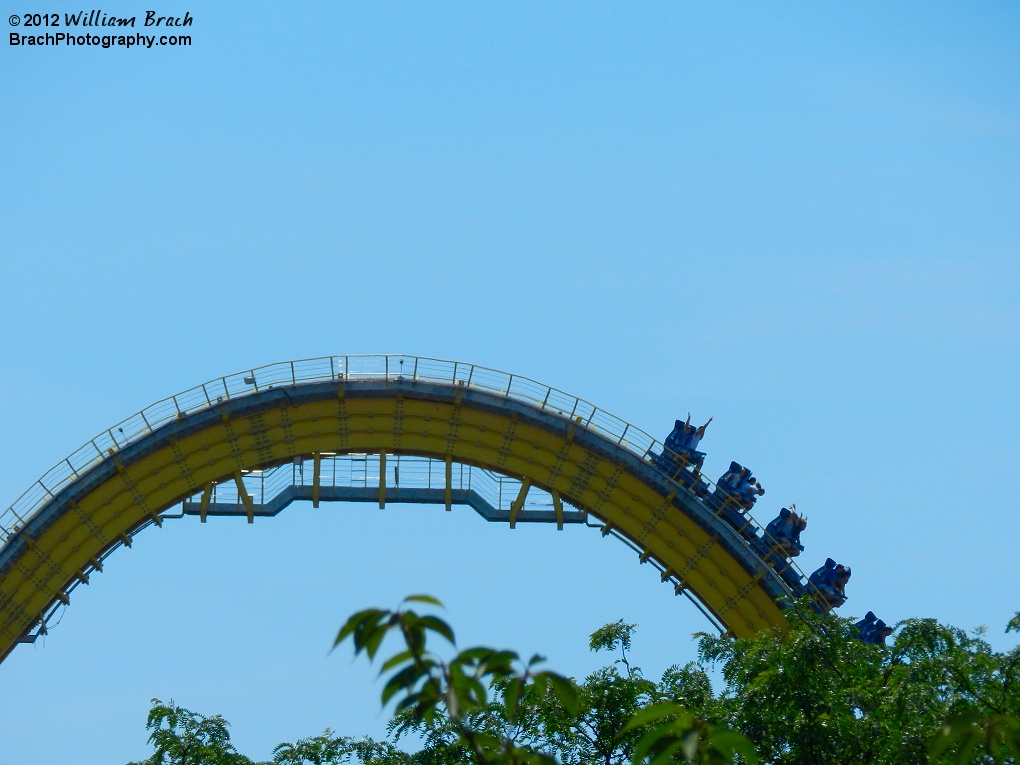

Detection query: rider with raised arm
(663, 413), (713, 473)
(765, 504), (807, 557)
(684, 415), (712, 463)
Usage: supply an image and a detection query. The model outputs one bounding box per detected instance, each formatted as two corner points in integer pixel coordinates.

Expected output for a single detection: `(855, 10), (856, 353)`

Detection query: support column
(509, 479), (531, 529)
(445, 456), (452, 511)
(233, 472), (254, 523)
(312, 453), (322, 508)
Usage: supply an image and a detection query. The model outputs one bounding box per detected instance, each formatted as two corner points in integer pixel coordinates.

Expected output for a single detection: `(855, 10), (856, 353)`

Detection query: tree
(695, 604), (1020, 765)
(128, 699), (257, 765)
(128, 602), (1020, 765)
(271, 730), (410, 765)
(334, 596), (756, 765)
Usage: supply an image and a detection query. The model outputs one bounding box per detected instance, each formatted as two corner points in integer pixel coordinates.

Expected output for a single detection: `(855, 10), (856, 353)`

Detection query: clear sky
(1, 2), (1018, 763)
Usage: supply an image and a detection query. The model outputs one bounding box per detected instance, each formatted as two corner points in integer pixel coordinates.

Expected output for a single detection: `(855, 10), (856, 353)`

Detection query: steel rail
(0, 355), (823, 658)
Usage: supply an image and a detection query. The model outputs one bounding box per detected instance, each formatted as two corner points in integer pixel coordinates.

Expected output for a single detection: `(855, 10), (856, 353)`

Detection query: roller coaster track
(0, 354), (820, 663)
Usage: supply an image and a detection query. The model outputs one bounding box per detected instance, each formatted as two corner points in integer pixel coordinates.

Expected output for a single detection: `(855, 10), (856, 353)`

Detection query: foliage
(271, 730), (410, 765)
(128, 602), (1020, 765)
(333, 594), (579, 765)
(127, 699), (256, 765)
(929, 712), (1020, 765)
(624, 703), (757, 765)
(589, 621), (638, 677)
(334, 596), (752, 765)
(693, 603), (1020, 765)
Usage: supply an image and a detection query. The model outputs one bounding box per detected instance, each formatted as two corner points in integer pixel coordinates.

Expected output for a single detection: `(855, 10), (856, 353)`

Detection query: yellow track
(0, 359), (797, 663)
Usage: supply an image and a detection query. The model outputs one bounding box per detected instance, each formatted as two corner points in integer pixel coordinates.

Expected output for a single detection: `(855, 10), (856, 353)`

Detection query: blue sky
(1, 2), (1018, 762)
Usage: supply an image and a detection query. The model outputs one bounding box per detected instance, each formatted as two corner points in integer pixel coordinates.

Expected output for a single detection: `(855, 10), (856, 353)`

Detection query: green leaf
(541, 672), (579, 717)
(379, 650), (415, 674)
(710, 729), (759, 764)
(647, 739), (685, 765)
(403, 594), (445, 607)
(419, 615), (456, 645)
(929, 711), (984, 761)
(504, 677), (523, 719)
(953, 736), (980, 765)
(623, 701), (690, 733)
(362, 622), (389, 660)
(455, 646), (500, 663)
(333, 608), (387, 649)
(381, 664), (425, 706)
(482, 650), (519, 676)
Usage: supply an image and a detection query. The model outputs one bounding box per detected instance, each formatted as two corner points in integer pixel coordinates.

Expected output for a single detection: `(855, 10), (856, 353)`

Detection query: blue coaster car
(650, 419), (709, 495)
(869, 620), (893, 645)
(678, 469), (712, 498)
(706, 483), (761, 544)
(778, 565), (806, 589)
(755, 547), (807, 589)
(855, 611), (877, 639)
(764, 507), (806, 558)
(712, 461), (764, 512)
(855, 611), (893, 645)
(808, 557), (851, 609)
(654, 420), (707, 472)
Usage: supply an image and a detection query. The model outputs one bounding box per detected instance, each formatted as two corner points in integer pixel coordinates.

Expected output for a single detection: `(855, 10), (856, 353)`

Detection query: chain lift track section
(0, 355), (815, 661)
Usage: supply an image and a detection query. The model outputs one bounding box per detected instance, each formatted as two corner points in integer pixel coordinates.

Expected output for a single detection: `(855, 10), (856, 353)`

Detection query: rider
(664, 413), (712, 472)
(765, 504), (806, 556)
(735, 473), (765, 510)
(684, 414), (712, 453)
(855, 612), (894, 645)
(809, 557), (851, 608)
